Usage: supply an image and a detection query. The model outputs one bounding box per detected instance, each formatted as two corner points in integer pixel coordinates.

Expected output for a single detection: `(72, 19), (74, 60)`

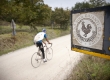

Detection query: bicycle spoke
(31, 52), (42, 68)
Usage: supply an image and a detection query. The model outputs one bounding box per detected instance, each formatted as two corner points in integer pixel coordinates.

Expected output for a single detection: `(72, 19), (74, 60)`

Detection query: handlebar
(44, 43), (52, 48)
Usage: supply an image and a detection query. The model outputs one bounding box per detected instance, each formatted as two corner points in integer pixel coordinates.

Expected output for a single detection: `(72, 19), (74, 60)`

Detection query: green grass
(0, 25), (70, 56)
(65, 55), (110, 80)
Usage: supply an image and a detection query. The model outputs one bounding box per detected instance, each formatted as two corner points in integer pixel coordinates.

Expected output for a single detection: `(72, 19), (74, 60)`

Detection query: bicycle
(31, 43), (53, 68)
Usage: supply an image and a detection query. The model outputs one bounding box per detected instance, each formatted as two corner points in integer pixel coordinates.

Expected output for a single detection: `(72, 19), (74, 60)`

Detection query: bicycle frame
(31, 43), (53, 68)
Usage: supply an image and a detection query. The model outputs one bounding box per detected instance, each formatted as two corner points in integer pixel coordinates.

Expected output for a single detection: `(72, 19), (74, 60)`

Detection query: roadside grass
(0, 32), (34, 55)
(0, 25), (70, 56)
(0, 25), (30, 34)
(65, 54), (110, 80)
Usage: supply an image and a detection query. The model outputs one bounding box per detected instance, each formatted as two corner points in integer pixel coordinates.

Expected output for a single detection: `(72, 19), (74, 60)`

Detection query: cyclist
(34, 29), (51, 62)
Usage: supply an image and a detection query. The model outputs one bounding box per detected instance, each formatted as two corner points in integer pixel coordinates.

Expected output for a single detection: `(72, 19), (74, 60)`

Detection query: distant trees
(0, 0), (110, 30)
(89, 0), (107, 7)
(73, 2), (91, 10)
(0, 0), (70, 30)
(0, 0), (51, 30)
(72, 0), (110, 10)
(51, 8), (70, 29)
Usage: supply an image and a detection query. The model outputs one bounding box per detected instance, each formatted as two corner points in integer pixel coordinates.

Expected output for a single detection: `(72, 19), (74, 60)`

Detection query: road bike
(31, 43), (53, 68)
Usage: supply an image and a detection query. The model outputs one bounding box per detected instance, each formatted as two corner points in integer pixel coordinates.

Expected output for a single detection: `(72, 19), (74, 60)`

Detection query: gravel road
(0, 35), (84, 80)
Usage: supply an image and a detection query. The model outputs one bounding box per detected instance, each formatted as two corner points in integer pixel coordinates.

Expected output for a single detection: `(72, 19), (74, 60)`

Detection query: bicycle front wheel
(46, 48), (53, 60)
(31, 52), (42, 68)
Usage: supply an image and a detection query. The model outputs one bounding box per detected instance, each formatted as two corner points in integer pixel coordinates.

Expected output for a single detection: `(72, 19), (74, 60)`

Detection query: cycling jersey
(34, 32), (47, 43)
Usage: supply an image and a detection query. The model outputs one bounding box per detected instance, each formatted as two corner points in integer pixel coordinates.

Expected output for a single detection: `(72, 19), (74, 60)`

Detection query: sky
(44, 0), (110, 10)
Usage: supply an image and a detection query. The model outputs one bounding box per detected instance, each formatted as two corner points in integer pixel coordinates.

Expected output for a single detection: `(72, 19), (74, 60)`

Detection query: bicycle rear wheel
(46, 48), (53, 60)
(31, 52), (42, 68)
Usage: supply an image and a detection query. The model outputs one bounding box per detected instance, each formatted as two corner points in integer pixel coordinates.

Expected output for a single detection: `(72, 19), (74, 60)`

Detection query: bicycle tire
(46, 48), (53, 60)
(31, 52), (42, 68)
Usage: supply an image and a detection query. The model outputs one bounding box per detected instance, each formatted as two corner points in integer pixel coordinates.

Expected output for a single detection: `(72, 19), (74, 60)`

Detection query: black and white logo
(73, 13), (102, 47)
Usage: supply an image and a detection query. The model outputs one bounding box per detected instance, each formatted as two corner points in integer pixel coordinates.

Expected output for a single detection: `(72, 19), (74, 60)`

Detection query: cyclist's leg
(40, 43), (45, 59)
(39, 43), (47, 62)
(37, 42), (45, 59)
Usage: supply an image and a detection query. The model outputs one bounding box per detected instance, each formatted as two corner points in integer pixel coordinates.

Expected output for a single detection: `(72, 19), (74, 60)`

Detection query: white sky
(44, 0), (110, 10)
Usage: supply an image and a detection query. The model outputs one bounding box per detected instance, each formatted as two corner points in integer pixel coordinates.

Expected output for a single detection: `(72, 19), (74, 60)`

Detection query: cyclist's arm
(45, 38), (51, 44)
(44, 34), (51, 44)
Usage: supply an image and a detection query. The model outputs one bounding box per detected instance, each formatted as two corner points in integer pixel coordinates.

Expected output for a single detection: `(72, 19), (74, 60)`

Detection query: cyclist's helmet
(42, 28), (46, 33)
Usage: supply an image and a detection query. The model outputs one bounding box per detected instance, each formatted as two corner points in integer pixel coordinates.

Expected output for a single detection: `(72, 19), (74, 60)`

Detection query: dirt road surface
(0, 35), (84, 80)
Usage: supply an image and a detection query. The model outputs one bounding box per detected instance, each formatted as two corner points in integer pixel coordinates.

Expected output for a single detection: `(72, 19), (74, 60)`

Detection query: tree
(51, 8), (70, 29)
(89, 0), (107, 7)
(0, 0), (52, 31)
(72, 2), (91, 10)
(0, 0), (12, 20)
(105, 2), (110, 6)
(72, 0), (110, 10)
